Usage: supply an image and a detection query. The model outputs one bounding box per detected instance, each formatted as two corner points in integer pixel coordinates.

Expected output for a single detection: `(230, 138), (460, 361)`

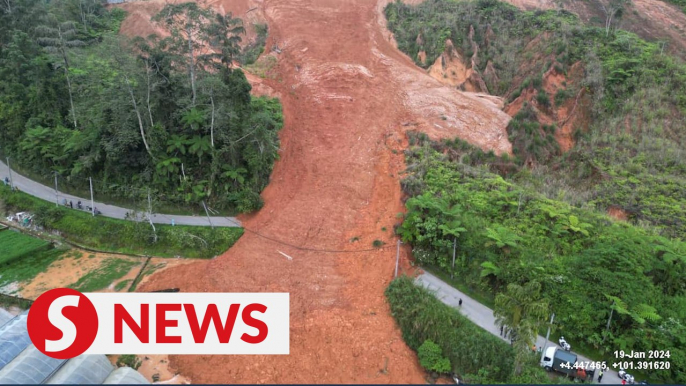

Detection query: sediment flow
(137, 0), (510, 382)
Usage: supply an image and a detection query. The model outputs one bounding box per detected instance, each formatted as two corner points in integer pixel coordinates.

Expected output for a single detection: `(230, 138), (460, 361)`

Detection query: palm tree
(494, 280), (550, 375)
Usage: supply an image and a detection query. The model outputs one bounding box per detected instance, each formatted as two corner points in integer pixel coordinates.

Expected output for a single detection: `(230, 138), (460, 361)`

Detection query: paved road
(0, 160), (241, 227)
(416, 271), (624, 384)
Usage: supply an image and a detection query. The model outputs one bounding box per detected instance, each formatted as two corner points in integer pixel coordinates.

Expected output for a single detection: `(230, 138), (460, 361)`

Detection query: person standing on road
(69, 200), (73, 208)
(458, 298), (463, 306)
(171, 219), (175, 226)
(598, 370), (604, 383)
(500, 325), (504, 336)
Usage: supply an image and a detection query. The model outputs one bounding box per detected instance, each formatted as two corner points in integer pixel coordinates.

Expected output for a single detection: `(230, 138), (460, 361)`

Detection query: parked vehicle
(540, 346), (593, 381)
(85, 206), (101, 215)
(542, 346), (577, 376)
(619, 369), (635, 384)
(559, 336), (571, 351)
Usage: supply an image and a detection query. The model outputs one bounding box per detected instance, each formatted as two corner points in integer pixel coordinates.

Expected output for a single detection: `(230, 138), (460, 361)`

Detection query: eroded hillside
(112, 0), (512, 383)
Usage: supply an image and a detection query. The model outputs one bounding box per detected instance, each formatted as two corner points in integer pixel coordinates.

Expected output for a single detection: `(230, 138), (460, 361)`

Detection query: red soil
(116, 0), (512, 382)
(116, 0), (264, 47)
(608, 206), (629, 221)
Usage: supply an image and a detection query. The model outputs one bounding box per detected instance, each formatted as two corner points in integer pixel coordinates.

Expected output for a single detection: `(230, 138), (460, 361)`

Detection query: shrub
(532, 75), (543, 90)
(536, 90), (550, 107)
(385, 276), (514, 381)
(555, 89), (571, 106)
(418, 340), (452, 374)
(116, 354), (142, 370)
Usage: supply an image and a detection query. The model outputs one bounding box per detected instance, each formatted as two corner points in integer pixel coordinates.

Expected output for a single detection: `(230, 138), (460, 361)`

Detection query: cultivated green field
(0, 229), (51, 266)
(0, 229), (66, 295)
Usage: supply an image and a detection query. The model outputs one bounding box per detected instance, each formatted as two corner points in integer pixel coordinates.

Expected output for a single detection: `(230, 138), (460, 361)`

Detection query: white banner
(81, 293), (289, 355)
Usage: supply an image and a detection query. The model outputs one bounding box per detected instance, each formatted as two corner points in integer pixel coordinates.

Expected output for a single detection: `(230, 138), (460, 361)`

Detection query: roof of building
(0, 308), (13, 326)
(103, 367), (150, 384)
(0, 309), (149, 384)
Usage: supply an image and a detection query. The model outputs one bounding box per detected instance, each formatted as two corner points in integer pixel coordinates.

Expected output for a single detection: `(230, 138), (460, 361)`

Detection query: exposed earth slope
(120, 0), (511, 382)
(508, 0), (686, 56)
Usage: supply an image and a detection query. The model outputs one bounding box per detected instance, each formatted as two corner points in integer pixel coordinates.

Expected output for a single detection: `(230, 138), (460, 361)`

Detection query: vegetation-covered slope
(386, 0), (686, 239)
(0, 0), (281, 214)
(386, 0), (686, 382)
(398, 135), (686, 383)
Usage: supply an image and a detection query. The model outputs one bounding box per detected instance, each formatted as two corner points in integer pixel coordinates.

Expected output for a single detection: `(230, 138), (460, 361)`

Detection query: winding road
(416, 271), (624, 384)
(0, 160), (241, 227)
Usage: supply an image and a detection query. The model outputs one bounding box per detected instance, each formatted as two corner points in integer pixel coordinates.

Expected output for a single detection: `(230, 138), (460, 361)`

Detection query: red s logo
(28, 288), (99, 359)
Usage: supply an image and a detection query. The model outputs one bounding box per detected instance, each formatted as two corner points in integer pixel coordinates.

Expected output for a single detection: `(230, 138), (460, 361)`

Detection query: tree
(102, 36), (155, 160)
(205, 12), (245, 69)
(36, 14), (85, 129)
(152, 2), (213, 106)
(494, 281), (550, 375)
(600, 0), (630, 36)
(1, 0), (11, 14)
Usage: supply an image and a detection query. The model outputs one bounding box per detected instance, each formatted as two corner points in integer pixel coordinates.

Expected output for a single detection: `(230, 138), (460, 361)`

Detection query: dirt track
(135, 0), (510, 382)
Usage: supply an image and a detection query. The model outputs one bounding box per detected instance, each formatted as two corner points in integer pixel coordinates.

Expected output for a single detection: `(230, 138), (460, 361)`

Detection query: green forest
(0, 0), (282, 214)
(398, 135), (686, 382)
(386, 0), (686, 383)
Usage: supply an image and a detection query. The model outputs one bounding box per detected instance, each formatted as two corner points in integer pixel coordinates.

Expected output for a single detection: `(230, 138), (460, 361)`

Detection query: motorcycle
(559, 336), (571, 351)
(85, 206), (101, 216)
(619, 369), (635, 384)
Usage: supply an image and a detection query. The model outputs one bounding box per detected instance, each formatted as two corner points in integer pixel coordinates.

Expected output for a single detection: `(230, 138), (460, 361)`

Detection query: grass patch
(0, 248), (68, 295)
(372, 239), (385, 248)
(239, 23), (268, 66)
(0, 185), (244, 258)
(245, 55), (277, 79)
(114, 279), (132, 292)
(128, 262), (165, 292)
(68, 258), (138, 292)
(0, 229), (50, 265)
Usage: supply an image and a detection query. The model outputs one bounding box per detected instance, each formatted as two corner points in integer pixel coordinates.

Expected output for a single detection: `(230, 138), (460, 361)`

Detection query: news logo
(27, 288), (289, 359)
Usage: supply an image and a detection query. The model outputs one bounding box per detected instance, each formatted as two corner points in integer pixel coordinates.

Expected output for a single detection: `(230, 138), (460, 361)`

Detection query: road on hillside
(417, 271), (624, 384)
(0, 160), (241, 227)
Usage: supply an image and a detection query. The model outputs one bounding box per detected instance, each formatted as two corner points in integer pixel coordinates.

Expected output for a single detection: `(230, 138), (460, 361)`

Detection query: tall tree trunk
(145, 61), (155, 127)
(209, 86), (215, 147)
(3, 0), (11, 14)
(58, 27), (78, 130)
(124, 74), (154, 159)
(186, 24), (197, 105)
(63, 67), (78, 129)
(79, 0), (87, 30)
